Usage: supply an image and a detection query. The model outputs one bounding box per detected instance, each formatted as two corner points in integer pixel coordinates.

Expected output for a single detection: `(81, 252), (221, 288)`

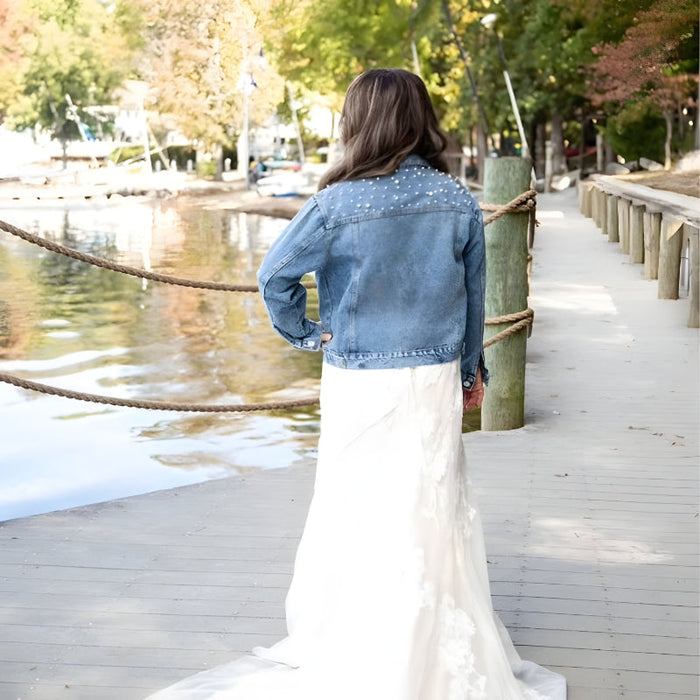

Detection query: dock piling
(617, 198), (630, 254)
(658, 218), (684, 299)
(643, 211), (661, 280)
(482, 157), (531, 431)
(629, 204), (645, 264)
(688, 226), (700, 327)
(606, 194), (619, 243)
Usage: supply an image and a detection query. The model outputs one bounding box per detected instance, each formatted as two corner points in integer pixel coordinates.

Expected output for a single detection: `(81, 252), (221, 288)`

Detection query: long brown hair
(318, 68), (450, 190)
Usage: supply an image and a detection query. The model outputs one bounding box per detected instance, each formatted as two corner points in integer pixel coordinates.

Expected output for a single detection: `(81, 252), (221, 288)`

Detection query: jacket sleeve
(257, 197), (328, 351)
(461, 207), (489, 389)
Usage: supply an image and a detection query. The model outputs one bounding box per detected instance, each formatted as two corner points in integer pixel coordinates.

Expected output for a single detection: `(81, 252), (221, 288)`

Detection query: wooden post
(606, 194), (619, 243)
(629, 205), (645, 264)
(578, 182), (588, 216)
(591, 187), (600, 227)
(687, 226), (699, 328)
(599, 189), (608, 235)
(618, 198), (630, 254)
(582, 183), (594, 219)
(643, 211), (661, 280)
(596, 133), (604, 172)
(658, 217), (684, 299)
(482, 157), (530, 431)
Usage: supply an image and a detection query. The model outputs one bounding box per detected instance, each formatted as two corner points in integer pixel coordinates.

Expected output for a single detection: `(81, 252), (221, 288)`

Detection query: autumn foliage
(588, 0), (698, 165)
(589, 0), (697, 111)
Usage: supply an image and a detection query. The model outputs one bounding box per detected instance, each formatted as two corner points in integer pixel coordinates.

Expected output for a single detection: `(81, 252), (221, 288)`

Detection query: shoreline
(0, 174), (310, 220)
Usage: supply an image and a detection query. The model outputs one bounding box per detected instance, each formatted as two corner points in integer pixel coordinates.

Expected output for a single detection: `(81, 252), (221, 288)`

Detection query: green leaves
(6, 0), (130, 136)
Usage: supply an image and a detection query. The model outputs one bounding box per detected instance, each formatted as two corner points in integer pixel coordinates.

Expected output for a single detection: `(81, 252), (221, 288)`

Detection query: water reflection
(0, 198), (478, 522)
(0, 199), (321, 520)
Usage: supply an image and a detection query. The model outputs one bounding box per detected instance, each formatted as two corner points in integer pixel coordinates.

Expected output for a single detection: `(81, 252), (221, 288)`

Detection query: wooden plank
(1, 593), (286, 618)
(489, 581), (698, 606)
(551, 666), (699, 696)
(492, 596), (696, 622)
(498, 610), (697, 638)
(516, 647), (697, 687)
(508, 628), (696, 656)
(0, 611), (284, 633)
(489, 568), (698, 592)
(588, 174), (700, 228)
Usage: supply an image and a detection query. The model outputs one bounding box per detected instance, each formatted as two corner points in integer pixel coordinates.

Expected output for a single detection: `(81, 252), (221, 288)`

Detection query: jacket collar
(399, 154), (430, 169)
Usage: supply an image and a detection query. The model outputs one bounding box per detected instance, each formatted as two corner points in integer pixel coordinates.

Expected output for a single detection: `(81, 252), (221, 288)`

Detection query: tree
(589, 0), (699, 168)
(0, 0), (32, 121)
(272, 0), (415, 94)
(270, 0), (496, 174)
(506, 0), (594, 173)
(121, 0), (285, 167)
(6, 0), (130, 160)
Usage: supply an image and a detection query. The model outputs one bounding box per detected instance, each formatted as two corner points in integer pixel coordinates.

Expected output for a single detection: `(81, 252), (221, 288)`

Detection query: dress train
(147, 360), (566, 699)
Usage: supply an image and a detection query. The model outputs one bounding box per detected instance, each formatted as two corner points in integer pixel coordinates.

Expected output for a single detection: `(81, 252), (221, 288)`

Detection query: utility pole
(481, 13), (530, 160)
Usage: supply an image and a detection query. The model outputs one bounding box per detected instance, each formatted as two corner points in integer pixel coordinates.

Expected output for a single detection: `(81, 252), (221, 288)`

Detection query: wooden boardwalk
(0, 187), (698, 699)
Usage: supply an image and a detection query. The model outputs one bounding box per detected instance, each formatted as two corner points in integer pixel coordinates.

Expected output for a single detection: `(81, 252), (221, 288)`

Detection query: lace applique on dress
(438, 594), (488, 700)
(411, 548), (437, 611)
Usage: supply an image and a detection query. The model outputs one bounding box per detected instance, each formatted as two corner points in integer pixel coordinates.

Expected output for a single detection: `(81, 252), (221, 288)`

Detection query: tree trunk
(214, 144), (224, 181)
(577, 115), (586, 173)
(534, 122), (546, 179)
(696, 76), (700, 150)
(468, 126), (474, 171)
(604, 141), (616, 167)
(445, 132), (462, 178)
(476, 124), (487, 185)
(550, 112), (567, 175)
(663, 110), (673, 170)
(440, 0), (492, 152)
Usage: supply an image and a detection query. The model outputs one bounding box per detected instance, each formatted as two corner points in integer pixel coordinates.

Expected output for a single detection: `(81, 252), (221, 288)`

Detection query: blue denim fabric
(258, 155), (488, 389)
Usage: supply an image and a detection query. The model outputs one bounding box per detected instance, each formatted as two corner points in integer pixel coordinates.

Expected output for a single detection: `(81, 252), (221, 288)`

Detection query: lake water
(0, 196), (478, 521)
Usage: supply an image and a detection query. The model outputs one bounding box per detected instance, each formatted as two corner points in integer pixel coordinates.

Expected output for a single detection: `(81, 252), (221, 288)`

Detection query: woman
(149, 69), (566, 699)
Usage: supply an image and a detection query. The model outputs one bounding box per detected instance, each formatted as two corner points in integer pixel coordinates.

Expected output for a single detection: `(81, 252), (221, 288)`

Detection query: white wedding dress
(147, 360), (566, 699)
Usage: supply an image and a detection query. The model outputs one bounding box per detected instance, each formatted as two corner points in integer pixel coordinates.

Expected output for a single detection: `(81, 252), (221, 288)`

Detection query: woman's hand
(462, 369), (484, 412)
(321, 332), (333, 345)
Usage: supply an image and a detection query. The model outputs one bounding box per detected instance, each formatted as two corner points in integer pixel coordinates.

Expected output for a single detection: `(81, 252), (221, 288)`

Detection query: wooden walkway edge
(0, 187), (698, 699)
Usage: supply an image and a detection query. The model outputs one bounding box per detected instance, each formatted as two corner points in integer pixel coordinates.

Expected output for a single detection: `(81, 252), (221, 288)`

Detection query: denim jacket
(257, 155), (488, 389)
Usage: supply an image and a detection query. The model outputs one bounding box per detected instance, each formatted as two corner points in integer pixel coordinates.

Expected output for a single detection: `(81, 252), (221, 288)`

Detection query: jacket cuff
(292, 322), (323, 351)
(461, 351), (489, 389)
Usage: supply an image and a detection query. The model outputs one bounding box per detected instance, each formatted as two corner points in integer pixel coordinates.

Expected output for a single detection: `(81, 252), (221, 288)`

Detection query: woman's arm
(461, 207), (489, 390)
(257, 198), (328, 351)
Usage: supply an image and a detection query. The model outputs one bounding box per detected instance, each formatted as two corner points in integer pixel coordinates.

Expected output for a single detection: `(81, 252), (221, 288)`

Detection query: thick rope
(483, 308), (534, 348)
(0, 219), (314, 292)
(481, 189), (536, 226)
(0, 309), (534, 410)
(0, 191), (537, 411)
(0, 372), (318, 412)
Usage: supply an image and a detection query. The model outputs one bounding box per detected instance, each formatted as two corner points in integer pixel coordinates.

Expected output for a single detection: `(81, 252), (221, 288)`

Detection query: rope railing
(483, 308), (534, 348)
(0, 190), (536, 411)
(481, 189), (536, 226)
(0, 372), (318, 412)
(0, 219), (314, 293)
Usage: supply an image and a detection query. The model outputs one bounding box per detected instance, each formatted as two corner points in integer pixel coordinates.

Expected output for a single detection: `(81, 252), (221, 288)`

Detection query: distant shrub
(602, 102), (666, 164)
(196, 160), (217, 178)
